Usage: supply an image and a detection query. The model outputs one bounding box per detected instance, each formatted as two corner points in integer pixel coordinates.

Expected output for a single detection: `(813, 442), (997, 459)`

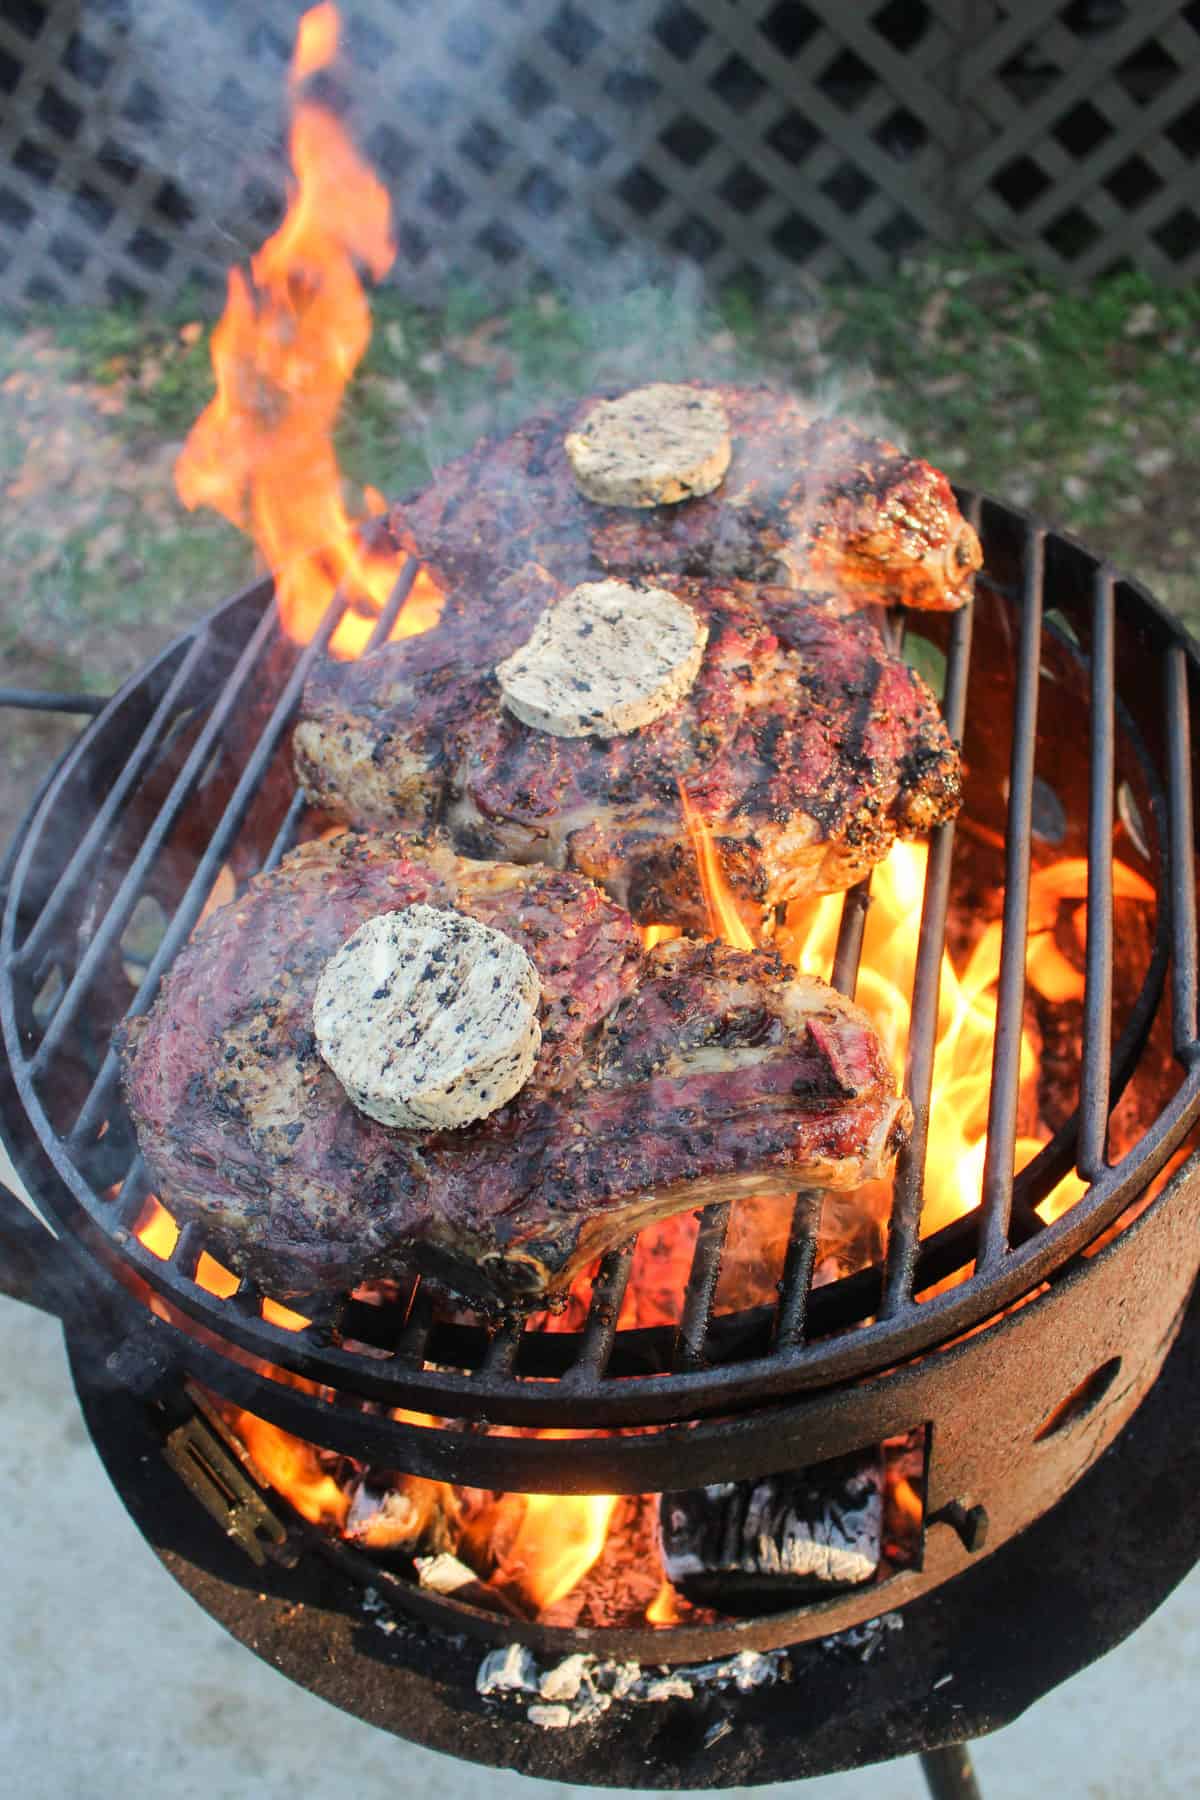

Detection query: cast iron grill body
(3, 493), (1200, 1658)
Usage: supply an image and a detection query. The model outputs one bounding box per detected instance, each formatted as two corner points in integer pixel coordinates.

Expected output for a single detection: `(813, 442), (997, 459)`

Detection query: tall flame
(175, 3), (442, 659)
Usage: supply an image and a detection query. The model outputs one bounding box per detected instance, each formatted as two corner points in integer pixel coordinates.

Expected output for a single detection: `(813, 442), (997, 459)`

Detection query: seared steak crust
(119, 835), (910, 1310)
(388, 384), (980, 611)
(296, 576), (961, 932)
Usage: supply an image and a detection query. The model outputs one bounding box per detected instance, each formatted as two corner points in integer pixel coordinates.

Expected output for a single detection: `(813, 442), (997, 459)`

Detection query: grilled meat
(387, 384), (980, 611)
(295, 575), (961, 933)
(118, 834), (910, 1310)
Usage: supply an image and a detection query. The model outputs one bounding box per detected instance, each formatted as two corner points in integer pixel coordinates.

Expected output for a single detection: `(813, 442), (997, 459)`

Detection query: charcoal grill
(2, 492), (1200, 1784)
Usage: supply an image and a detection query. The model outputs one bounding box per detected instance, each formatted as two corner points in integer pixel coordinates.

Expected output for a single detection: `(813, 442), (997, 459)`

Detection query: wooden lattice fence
(0, 0), (1197, 312)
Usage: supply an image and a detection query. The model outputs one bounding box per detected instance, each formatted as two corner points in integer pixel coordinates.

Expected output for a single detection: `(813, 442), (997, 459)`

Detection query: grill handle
(0, 688), (108, 715)
(0, 1176), (79, 1320)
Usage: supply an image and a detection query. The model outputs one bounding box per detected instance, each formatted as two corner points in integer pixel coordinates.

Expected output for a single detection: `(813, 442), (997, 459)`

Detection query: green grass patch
(16, 244), (1200, 627)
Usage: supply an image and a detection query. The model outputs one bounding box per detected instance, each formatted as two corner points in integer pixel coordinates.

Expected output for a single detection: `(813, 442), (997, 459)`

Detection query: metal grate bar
(257, 560), (421, 877)
(881, 595), (976, 1314)
(231, 1278), (265, 1319)
(771, 871), (877, 1343)
(684, 847), (881, 1367)
(830, 877), (872, 997)
(563, 1243), (637, 1385)
(15, 632), (216, 972)
(1166, 644), (1199, 1059)
(67, 591), (350, 1149)
(171, 1220), (206, 1280)
(262, 790), (309, 876)
(1078, 570), (1116, 1177)
(366, 557), (420, 650)
(773, 1188), (824, 1350)
(673, 1204), (733, 1372)
(978, 528), (1046, 1269)
(27, 605), (281, 1078)
(112, 1153), (151, 1231)
(482, 1318), (523, 1379)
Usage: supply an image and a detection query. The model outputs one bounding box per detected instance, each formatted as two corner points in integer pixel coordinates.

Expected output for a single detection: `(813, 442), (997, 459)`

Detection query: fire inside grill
(3, 0), (1200, 1725)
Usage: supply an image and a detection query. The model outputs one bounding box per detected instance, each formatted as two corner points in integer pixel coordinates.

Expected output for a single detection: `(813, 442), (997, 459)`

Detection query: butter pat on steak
(495, 580), (708, 738)
(117, 834), (911, 1310)
(563, 383), (732, 506)
(312, 905), (541, 1130)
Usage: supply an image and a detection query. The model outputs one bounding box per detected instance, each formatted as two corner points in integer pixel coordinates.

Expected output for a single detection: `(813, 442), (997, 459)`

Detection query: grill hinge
(163, 1413), (295, 1568)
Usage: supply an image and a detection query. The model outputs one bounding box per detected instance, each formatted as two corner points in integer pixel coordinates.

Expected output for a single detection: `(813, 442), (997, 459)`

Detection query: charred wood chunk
(659, 1451), (883, 1617)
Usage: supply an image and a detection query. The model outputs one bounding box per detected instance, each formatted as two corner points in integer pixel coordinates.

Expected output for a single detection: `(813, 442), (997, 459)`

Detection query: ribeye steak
(119, 834), (911, 1310)
(386, 383), (981, 611)
(294, 573), (960, 933)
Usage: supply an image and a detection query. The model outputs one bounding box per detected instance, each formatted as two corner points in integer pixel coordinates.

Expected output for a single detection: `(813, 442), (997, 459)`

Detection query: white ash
(477, 1642), (788, 1731)
(360, 1585), (400, 1637)
(414, 1553), (480, 1597)
(820, 1610), (904, 1662)
(662, 1461), (883, 1590)
(346, 1482), (425, 1549)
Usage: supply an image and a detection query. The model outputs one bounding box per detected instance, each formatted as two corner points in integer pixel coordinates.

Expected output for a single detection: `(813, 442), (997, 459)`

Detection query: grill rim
(3, 492), (1199, 1442)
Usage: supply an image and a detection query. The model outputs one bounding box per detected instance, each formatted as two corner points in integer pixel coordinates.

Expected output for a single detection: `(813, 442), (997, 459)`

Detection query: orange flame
(293, 0), (339, 77)
(779, 843), (1153, 1236)
(487, 1488), (620, 1612)
(646, 1579), (683, 1626)
(132, 1194), (178, 1259)
(677, 781), (756, 950)
(232, 1408), (349, 1529)
(892, 1476), (923, 1526)
(195, 1250), (239, 1298)
(175, 3), (442, 660)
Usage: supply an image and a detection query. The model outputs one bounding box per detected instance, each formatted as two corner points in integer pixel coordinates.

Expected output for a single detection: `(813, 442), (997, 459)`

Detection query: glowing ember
(174, 2), (442, 659)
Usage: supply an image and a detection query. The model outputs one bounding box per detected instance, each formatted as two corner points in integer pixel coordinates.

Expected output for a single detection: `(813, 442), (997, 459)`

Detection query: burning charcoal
(659, 1451), (883, 1616)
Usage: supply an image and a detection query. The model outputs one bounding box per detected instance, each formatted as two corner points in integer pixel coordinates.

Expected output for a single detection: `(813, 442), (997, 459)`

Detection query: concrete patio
(2, 1149), (1197, 1800)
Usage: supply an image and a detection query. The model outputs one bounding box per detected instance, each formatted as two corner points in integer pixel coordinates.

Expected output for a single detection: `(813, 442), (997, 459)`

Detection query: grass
(47, 243), (1198, 597)
(2, 243), (1198, 846)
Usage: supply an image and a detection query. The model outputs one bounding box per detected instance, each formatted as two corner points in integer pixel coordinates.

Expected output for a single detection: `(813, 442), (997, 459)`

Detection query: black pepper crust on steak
(386, 383), (981, 611)
(117, 834), (911, 1311)
(294, 572), (961, 934)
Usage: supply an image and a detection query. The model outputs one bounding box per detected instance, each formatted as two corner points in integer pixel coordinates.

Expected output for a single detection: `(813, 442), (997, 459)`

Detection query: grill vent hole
(1034, 1357), (1123, 1441)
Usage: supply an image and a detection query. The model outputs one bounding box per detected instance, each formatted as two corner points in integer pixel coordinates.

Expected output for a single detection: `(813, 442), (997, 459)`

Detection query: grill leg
(919, 1742), (983, 1800)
